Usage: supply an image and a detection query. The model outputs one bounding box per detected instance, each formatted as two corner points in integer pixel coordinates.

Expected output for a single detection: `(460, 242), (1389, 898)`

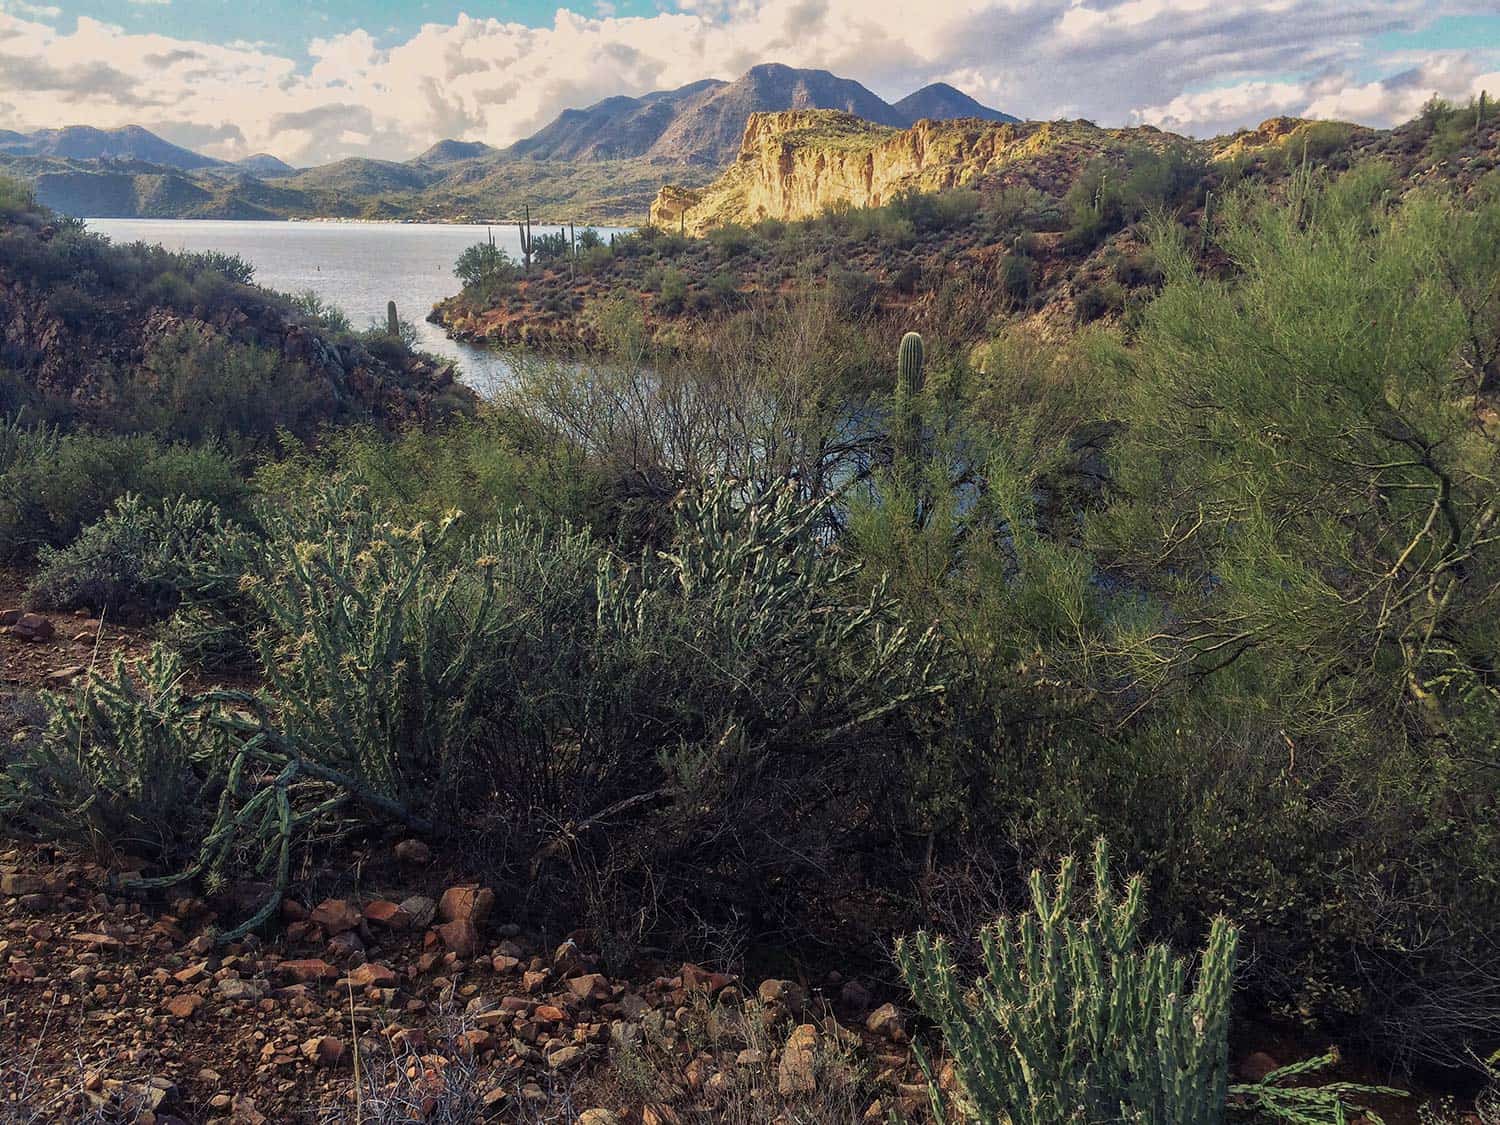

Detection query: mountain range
(0, 63), (1018, 222)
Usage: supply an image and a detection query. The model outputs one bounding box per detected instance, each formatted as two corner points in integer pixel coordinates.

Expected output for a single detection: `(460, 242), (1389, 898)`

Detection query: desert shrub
(650, 266), (689, 315)
(288, 289), (352, 334)
(0, 174), (34, 219)
(998, 252), (1038, 305)
(192, 249), (255, 286)
(453, 239), (518, 294)
(14, 475), (945, 946)
(26, 493), (238, 619)
(121, 324), (336, 445)
(0, 424), (246, 564)
(829, 266), (878, 317)
(1073, 280), (1122, 322)
(707, 223), (754, 259)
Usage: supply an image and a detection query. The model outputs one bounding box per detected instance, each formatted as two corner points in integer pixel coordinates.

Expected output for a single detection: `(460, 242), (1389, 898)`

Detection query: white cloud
(0, 2), (1493, 164)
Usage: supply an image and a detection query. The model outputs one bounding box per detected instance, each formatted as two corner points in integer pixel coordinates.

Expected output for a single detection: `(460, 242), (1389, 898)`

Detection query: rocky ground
(0, 574), (1470, 1124)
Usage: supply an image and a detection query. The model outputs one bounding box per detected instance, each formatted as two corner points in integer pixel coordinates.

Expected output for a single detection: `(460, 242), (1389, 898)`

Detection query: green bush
(26, 493), (237, 620)
(122, 324), (336, 445)
(0, 423), (246, 565)
(16, 476), (946, 945)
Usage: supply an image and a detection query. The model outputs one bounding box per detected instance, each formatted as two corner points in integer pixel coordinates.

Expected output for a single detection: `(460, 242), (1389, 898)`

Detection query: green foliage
(0, 422), (246, 564)
(122, 324), (335, 446)
(26, 493), (236, 619)
(898, 844), (1405, 1124)
(453, 237), (518, 293)
(0, 646), (236, 863)
(9, 474), (946, 944)
(898, 840), (1239, 1125)
(286, 289), (352, 334)
(650, 265), (689, 315)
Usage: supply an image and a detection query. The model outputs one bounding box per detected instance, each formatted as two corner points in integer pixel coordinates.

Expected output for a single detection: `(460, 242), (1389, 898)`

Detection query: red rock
(522, 970), (548, 994)
(865, 1003), (907, 1042)
(533, 1004), (567, 1024)
(456, 1029), (491, 1056)
(492, 954), (522, 974)
(1, 873), (42, 895)
(279, 959), (339, 983)
(363, 900), (411, 928)
(308, 899), (361, 935)
(345, 962), (397, 989)
(437, 885), (494, 925)
(174, 962), (209, 985)
(301, 1036), (346, 1068)
(566, 973), (611, 1003)
(166, 994), (203, 1019)
(436, 919), (479, 958)
(69, 932), (122, 951)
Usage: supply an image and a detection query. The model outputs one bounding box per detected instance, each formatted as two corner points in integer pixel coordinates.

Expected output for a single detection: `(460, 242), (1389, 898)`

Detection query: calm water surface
(85, 219), (619, 395)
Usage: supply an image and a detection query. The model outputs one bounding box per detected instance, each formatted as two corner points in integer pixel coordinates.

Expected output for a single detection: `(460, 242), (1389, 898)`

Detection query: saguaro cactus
(386, 300), (399, 337)
(894, 331), (925, 473)
(518, 203), (534, 273)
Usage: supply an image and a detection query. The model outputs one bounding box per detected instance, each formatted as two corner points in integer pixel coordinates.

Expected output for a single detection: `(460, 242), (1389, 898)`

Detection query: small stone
(280, 959), (339, 983)
(399, 895), (436, 928)
(345, 962), (397, 989)
(547, 1044), (586, 1069)
(839, 979), (872, 1015)
(10, 613), (54, 642)
(301, 1036), (346, 1068)
(1, 873), (43, 896)
(736, 1049), (766, 1066)
(579, 1111), (620, 1125)
(394, 839), (432, 865)
(44, 665), (87, 687)
(757, 978), (807, 1012)
(778, 1024), (818, 1096)
(308, 899), (362, 935)
(166, 994), (203, 1019)
(173, 962), (209, 985)
(865, 1003), (907, 1043)
(217, 978), (263, 1002)
(437, 885), (494, 925)
(437, 919), (479, 958)
(566, 973), (611, 1003)
(363, 900), (411, 929)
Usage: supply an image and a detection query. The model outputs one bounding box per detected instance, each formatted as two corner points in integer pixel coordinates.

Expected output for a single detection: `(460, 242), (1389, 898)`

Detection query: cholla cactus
(897, 839), (1238, 1125)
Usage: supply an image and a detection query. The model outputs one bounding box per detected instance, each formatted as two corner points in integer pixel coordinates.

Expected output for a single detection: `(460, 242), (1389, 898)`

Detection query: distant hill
(506, 79), (726, 162)
(234, 153), (295, 176)
(0, 125), (223, 171)
(894, 83), (1018, 124)
(413, 139), (500, 166)
(505, 64), (1013, 167)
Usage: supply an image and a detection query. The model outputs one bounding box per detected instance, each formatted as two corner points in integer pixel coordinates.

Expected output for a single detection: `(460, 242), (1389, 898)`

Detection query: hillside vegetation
(1, 94), (1499, 1122)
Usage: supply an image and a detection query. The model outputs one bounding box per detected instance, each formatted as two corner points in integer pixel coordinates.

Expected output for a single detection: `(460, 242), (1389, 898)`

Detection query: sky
(1, 1), (1498, 166)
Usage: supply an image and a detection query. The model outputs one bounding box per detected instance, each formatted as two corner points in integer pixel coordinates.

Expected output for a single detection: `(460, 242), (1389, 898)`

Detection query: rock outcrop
(653, 110), (1202, 235)
(651, 110), (1378, 236)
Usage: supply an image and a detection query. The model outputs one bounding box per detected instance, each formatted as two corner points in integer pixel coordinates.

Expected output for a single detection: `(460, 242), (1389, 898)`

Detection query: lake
(84, 218), (622, 395)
